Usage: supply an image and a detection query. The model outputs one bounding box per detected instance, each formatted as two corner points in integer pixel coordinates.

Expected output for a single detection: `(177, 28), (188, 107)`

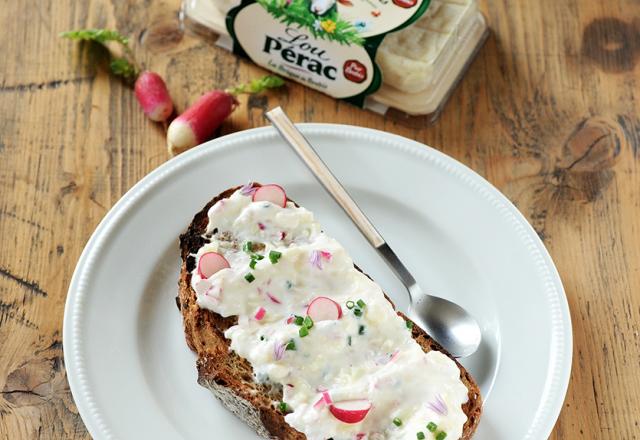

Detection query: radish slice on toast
(253, 184), (287, 207)
(307, 296), (342, 321)
(329, 399), (372, 424)
(197, 252), (230, 279)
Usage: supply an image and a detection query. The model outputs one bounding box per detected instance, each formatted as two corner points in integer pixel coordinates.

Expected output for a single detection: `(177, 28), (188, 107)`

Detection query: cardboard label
(227, 0), (431, 106)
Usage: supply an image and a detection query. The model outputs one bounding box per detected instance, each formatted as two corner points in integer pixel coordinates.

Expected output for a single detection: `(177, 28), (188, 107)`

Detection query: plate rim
(63, 123), (573, 440)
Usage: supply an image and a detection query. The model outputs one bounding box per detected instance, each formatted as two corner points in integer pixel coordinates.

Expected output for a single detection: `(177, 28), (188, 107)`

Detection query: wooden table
(1, 0), (639, 438)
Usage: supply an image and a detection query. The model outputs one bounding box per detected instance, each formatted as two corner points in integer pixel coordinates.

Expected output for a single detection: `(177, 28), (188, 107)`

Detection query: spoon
(266, 107), (482, 357)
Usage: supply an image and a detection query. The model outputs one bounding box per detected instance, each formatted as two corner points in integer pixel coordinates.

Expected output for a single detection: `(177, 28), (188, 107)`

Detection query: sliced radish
(254, 307), (266, 321)
(329, 399), (372, 424)
(307, 297), (342, 322)
(313, 391), (333, 410)
(252, 184), (287, 208)
(197, 252), (230, 279)
(266, 292), (282, 304)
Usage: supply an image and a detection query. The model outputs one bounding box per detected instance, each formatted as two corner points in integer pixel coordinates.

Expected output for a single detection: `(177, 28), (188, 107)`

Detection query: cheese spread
(190, 187), (469, 440)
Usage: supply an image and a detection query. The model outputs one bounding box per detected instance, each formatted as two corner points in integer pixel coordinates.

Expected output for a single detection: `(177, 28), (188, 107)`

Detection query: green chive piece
(435, 432), (447, 440)
(285, 339), (296, 350)
(269, 250), (282, 264)
(243, 241), (253, 253)
(346, 300), (355, 309)
(347, 336), (352, 346)
(299, 326), (309, 337)
(244, 273), (255, 283)
(417, 432), (425, 440)
(353, 308), (363, 317)
(254, 254), (264, 260)
(393, 417), (402, 427)
(278, 401), (290, 413)
(294, 316), (304, 326)
(358, 325), (365, 335)
(357, 299), (366, 308)
(303, 316), (314, 329)
(249, 259), (257, 269)
(406, 320), (414, 330)
(426, 422), (437, 432)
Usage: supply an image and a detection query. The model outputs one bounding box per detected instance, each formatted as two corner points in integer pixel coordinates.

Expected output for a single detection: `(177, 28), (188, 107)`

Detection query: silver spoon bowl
(266, 107), (482, 358)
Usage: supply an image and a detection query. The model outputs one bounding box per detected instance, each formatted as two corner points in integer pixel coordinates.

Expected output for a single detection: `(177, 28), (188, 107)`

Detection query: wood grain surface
(1, 0), (639, 438)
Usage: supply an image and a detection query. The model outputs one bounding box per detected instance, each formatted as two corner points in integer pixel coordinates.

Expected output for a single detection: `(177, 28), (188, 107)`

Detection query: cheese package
(183, 0), (488, 120)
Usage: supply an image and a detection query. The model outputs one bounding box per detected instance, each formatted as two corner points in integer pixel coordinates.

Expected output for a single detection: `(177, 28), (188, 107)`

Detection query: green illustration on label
(257, 0), (365, 46)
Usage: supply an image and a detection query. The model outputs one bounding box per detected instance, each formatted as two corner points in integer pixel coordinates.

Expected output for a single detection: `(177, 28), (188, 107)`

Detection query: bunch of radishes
(61, 28), (285, 156)
(136, 72), (283, 155)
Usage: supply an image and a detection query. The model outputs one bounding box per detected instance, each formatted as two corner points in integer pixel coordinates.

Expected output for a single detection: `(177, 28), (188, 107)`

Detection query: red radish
(167, 90), (238, 155)
(313, 391), (332, 409)
(307, 297), (342, 321)
(286, 316), (295, 324)
(197, 252), (230, 279)
(253, 184), (287, 208)
(329, 400), (372, 424)
(134, 71), (173, 122)
(266, 292), (282, 304)
(166, 75), (285, 156)
(254, 306), (266, 321)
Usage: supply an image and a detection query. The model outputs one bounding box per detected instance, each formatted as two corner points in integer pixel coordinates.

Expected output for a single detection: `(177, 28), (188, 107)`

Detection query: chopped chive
(435, 432), (447, 440)
(243, 241), (253, 253)
(406, 320), (414, 330)
(347, 336), (352, 346)
(417, 432), (425, 440)
(299, 326), (309, 337)
(358, 325), (365, 335)
(357, 299), (366, 308)
(285, 339), (296, 350)
(294, 316), (304, 326)
(269, 250), (282, 264)
(346, 300), (355, 309)
(254, 254), (264, 260)
(353, 308), (363, 317)
(393, 417), (402, 427)
(244, 273), (255, 283)
(303, 316), (314, 329)
(426, 422), (437, 432)
(278, 401), (291, 413)
(249, 259), (257, 269)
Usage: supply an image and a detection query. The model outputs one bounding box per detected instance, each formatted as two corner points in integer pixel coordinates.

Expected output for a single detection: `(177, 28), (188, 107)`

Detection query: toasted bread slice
(177, 186), (482, 439)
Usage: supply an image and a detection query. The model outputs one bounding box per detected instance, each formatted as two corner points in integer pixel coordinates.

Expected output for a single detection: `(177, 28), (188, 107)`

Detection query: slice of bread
(177, 185), (482, 439)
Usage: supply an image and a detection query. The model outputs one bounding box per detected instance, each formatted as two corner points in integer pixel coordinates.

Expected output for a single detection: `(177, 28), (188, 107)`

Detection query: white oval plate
(64, 124), (572, 440)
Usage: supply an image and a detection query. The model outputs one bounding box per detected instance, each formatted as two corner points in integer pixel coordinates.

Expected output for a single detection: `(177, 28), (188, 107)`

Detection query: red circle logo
(392, 0), (417, 8)
(343, 60), (368, 83)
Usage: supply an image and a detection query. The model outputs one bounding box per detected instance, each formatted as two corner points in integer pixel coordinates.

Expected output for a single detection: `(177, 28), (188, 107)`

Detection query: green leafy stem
(60, 29), (140, 81)
(227, 75), (286, 95)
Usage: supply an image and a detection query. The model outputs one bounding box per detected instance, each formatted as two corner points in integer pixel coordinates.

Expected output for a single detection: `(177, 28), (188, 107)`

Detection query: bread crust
(177, 186), (482, 439)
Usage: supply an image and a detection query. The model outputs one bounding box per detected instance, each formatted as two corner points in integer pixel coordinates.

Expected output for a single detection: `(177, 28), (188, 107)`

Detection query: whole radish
(60, 30), (174, 123)
(167, 75), (285, 156)
(134, 71), (174, 122)
(167, 90), (237, 155)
